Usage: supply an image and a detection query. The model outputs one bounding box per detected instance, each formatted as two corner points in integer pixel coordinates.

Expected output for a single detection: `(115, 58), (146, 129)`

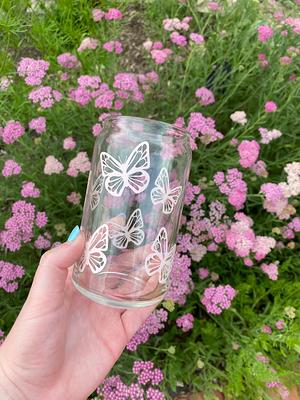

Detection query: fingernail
(67, 225), (80, 242)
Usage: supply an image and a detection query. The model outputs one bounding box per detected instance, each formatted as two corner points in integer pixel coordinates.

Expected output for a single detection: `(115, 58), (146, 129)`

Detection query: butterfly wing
(125, 141), (150, 194)
(127, 208), (144, 246)
(162, 186), (182, 214)
(91, 174), (104, 211)
(159, 244), (176, 283)
(108, 221), (129, 249)
(145, 252), (163, 277)
(86, 224), (108, 274)
(100, 152), (125, 197)
(152, 227), (169, 256)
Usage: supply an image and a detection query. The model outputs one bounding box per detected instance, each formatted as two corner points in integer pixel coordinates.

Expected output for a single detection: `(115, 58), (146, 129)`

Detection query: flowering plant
(1, 0), (300, 399)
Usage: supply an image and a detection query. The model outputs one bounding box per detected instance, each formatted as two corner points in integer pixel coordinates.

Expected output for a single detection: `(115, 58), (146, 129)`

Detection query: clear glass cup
(72, 116), (192, 308)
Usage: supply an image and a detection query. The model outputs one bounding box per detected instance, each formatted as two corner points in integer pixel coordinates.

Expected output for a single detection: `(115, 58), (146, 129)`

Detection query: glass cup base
(72, 277), (164, 309)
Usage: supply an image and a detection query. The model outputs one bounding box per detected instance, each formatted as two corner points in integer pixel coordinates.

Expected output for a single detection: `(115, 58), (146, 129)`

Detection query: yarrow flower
(201, 284), (236, 315)
(17, 57), (49, 86)
(63, 136), (76, 150)
(262, 325), (272, 334)
(28, 117), (46, 134)
(21, 181), (40, 198)
(176, 313), (194, 332)
(187, 112), (223, 148)
(264, 101), (277, 113)
(261, 262), (278, 280)
(0, 120), (25, 144)
(132, 361), (164, 386)
(275, 320), (285, 330)
(189, 32), (204, 44)
(77, 37), (99, 52)
(195, 87), (215, 106)
(230, 111), (247, 125)
(259, 127), (282, 144)
(260, 183), (291, 220)
(214, 168), (247, 210)
(170, 31), (188, 47)
(103, 40), (123, 54)
(57, 53), (81, 69)
(66, 192), (81, 205)
(105, 8), (123, 20)
(257, 25), (274, 42)
(198, 267), (210, 279)
(67, 151), (91, 177)
(126, 309), (168, 351)
(0, 261), (25, 292)
(92, 8), (105, 22)
(28, 86), (62, 109)
(44, 155), (64, 175)
(35, 211), (48, 228)
(163, 16), (192, 31)
(237, 140), (260, 168)
(2, 160), (22, 177)
(34, 234), (51, 250)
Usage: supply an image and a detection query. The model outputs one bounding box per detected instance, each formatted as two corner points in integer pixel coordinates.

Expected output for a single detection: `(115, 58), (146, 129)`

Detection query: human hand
(0, 227), (155, 400)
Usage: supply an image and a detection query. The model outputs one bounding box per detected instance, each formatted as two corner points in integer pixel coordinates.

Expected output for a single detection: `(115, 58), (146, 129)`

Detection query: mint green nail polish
(67, 225), (80, 242)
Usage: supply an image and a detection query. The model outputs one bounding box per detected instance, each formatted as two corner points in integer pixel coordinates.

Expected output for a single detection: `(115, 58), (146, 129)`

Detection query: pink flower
(66, 192), (81, 205)
(176, 313), (194, 332)
(259, 127), (282, 144)
(105, 8), (123, 20)
(92, 8), (105, 22)
(170, 31), (187, 47)
(28, 86), (62, 109)
(21, 181), (40, 198)
(77, 37), (99, 52)
(275, 320), (285, 330)
(92, 123), (103, 137)
(262, 325), (272, 334)
(238, 140), (260, 168)
(226, 217), (255, 257)
(187, 112), (223, 146)
(150, 48), (172, 64)
(280, 56), (292, 65)
(1, 120), (25, 144)
(260, 183), (289, 219)
(28, 117), (46, 134)
(35, 211), (47, 228)
(230, 111), (247, 125)
(67, 151), (91, 177)
(261, 262), (278, 280)
(103, 40), (123, 54)
(264, 101), (277, 113)
(214, 168), (247, 210)
(44, 155), (64, 175)
(2, 160), (22, 177)
(198, 267), (209, 279)
(253, 236), (276, 261)
(189, 32), (204, 44)
(57, 53), (81, 69)
(34, 234), (51, 250)
(257, 25), (274, 42)
(95, 90), (115, 109)
(0, 261), (24, 293)
(63, 136), (76, 150)
(251, 160), (268, 177)
(201, 284), (236, 315)
(195, 87), (215, 106)
(17, 57), (49, 86)
(208, 2), (220, 10)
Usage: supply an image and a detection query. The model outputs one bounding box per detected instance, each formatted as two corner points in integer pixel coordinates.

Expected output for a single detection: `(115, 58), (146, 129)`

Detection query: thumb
(28, 226), (85, 305)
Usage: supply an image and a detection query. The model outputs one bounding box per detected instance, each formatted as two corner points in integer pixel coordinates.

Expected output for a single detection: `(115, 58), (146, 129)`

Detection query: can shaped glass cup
(72, 116), (192, 308)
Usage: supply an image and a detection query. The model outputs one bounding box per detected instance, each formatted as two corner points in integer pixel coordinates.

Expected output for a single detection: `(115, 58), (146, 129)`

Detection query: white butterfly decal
(145, 227), (176, 284)
(79, 224), (108, 274)
(151, 167), (182, 214)
(100, 141), (150, 197)
(108, 209), (144, 249)
(90, 174), (104, 211)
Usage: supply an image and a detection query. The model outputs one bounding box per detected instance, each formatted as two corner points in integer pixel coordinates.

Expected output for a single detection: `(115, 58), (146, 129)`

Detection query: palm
(1, 236), (155, 400)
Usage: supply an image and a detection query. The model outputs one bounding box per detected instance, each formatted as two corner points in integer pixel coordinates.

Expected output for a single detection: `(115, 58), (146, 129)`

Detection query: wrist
(0, 350), (26, 400)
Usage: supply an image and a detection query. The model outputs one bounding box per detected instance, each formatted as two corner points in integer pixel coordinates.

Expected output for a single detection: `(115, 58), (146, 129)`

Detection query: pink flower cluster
(103, 41), (123, 54)
(63, 136), (76, 150)
(69, 75), (103, 107)
(36, 211), (47, 228)
(0, 261), (24, 293)
(195, 87), (215, 106)
(28, 86), (62, 109)
(201, 284), (236, 315)
(259, 127), (282, 144)
(17, 57), (49, 86)
(126, 309), (168, 351)
(214, 168), (247, 210)
(77, 37), (99, 52)
(261, 262), (278, 280)
(57, 53), (81, 69)
(170, 31), (188, 47)
(260, 183), (290, 220)
(237, 140), (260, 168)
(187, 112), (223, 148)
(284, 16), (300, 35)
(44, 155), (64, 175)
(189, 32), (205, 44)
(258, 53), (269, 68)
(66, 191), (81, 205)
(198, 267), (210, 280)
(176, 313), (194, 332)
(165, 253), (194, 305)
(257, 25), (274, 42)
(92, 8), (123, 22)
(0, 120), (25, 144)
(67, 151), (91, 177)
(34, 233), (51, 250)
(28, 116), (46, 134)
(264, 101), (277, 113)
(0, 201), (37, 252)
(21, 181), (40, 198)
(163, 16), (192, 31)
(143, 41), (173, 65)
(2, 160), (22, 177)
(98, 361), (164, 400)
(184, 182), (201, 205)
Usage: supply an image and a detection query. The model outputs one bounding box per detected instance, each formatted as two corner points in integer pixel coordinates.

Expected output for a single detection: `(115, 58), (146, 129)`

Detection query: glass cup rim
(107, 115), (189, 140)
